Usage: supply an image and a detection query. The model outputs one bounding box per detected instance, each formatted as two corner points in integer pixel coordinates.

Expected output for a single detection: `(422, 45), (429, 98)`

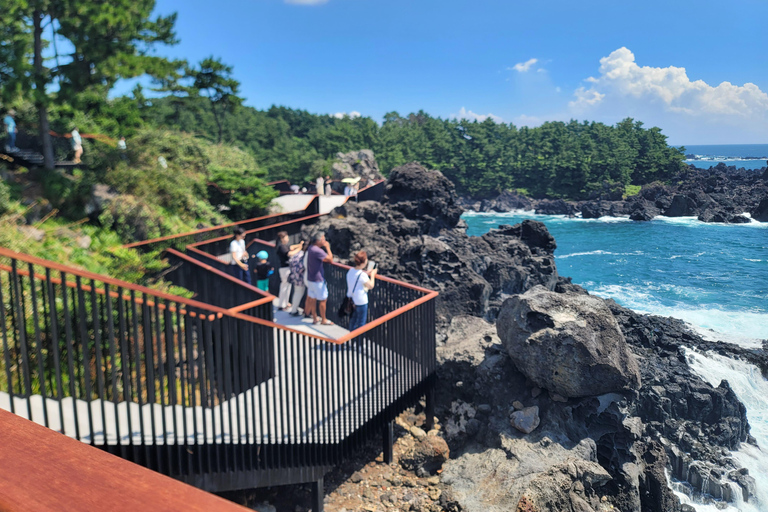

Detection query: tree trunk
(33, 9), (55, 170)
(211, 100), (223, 144)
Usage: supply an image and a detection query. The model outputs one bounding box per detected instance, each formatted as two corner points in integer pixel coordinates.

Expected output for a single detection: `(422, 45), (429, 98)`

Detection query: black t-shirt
(277, 243), (290, 268)
(254, 262), (273, 280)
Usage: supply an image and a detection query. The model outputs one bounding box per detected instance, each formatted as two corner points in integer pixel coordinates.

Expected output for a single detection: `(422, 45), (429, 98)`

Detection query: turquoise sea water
(464, 212), (768, 346)
(465, 210), (768, 510)
(681, 144), (768, 171)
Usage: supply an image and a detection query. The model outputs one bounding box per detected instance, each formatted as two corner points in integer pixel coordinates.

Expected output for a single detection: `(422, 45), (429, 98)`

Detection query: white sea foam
(586, 283), (768, 346)
(684, 349), (768, 511)
(558, 250), (644, 259)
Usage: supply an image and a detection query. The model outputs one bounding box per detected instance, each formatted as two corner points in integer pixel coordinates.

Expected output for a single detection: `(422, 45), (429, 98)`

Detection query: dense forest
(144, 98), (687, 199)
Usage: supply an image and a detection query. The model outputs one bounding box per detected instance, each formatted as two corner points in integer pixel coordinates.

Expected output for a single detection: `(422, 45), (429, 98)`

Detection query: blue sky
(141, 0), (768, 144)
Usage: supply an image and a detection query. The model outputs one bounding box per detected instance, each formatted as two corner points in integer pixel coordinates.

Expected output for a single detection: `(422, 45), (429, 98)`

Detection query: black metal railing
(0, 243), (437, 492)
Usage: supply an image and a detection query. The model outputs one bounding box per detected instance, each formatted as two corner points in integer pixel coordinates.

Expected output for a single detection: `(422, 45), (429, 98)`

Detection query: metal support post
(312, 477), (324, 512)
(383, 420), (394, 464)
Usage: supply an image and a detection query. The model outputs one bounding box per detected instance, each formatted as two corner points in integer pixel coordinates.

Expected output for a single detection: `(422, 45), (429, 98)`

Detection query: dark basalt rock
(311, 163), (560, 325)
(752, 197), (768, 222)
(462, 164), (768, 222)
(535, 198), (576, 216)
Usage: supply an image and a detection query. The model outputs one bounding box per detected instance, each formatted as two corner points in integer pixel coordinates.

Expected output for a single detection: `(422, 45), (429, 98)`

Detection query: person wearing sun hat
(253, 250), (274, 292)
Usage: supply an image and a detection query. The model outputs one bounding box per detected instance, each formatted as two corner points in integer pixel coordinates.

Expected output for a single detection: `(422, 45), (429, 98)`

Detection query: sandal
(320, 320), (334, 326)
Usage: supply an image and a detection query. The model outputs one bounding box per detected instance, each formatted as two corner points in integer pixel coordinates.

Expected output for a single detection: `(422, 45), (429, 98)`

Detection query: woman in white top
(229, 227), (251, 284)
(346, 251), (377, 331)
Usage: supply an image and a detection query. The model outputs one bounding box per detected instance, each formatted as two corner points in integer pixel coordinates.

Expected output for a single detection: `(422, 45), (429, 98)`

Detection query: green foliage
(209, 167), (278, 220)
(143, 98), (685, 199)
(0, 180), (11, 216)
(624, 184), (642, 198)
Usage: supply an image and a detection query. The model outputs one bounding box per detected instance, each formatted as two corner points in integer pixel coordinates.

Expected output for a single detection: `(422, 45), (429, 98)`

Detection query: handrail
(187, 213), (325, 251)
(0, 410), (247, 512)
(0, 246), (229, 317)
(124, 196), (317, 250)
(164, 248), (274, 305)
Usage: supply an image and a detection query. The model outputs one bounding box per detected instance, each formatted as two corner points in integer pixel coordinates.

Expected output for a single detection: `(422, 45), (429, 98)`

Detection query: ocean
(681, 144), (768, 171)
(463, 211), (768, 511)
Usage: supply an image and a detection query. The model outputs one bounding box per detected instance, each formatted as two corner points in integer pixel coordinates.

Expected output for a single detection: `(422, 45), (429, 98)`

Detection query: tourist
(346, 251), (377, 331)
(71, 127), (83, 164)
(305, 231), (334, 325)
(315, 175), (324, 196)
(287, 239), (309, 316)
(325, 176), (332, 196)
(229, 227), (251, 284)
(253, 250), (274, 292)
(3, 110), (17, 152)
(276, 231), (302, 310)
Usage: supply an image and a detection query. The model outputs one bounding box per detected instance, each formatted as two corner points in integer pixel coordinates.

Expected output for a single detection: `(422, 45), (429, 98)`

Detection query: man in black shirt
(276, 231), (301, 310)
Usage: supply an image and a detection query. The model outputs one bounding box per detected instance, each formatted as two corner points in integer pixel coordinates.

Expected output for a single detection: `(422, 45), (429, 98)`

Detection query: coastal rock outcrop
(312, 163), (561, 323)
(497, 287), (641, 398)
(464, 163), (768, 223)
(330, 149), (385, 183)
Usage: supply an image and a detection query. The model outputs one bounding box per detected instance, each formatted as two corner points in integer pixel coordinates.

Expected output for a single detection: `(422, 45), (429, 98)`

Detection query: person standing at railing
(315, 175), (324, 196)
(325, 175), (332, 196)
(276, 231), (302, 310)
(346, 251), (377, 331)
(71, 127), (83, 164)
(253, 251), (274, 292)
(3, 109), (17, 152)
(288, 239), (309, 317)
(305, 231), (334, 326)
(229, 227), (251, 284)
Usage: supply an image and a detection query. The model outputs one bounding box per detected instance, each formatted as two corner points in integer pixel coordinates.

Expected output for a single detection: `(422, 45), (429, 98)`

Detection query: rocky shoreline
(460, 163), (768, 224)
(251, 162), (766, 511)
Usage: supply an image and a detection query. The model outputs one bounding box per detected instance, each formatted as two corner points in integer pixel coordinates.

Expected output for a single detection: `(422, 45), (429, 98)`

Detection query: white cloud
(511, 58), (538, 73)
(511, 114), (545, 128)
(285, 0), (329, 4)
(333, 111), (361, 119)
(569, 47), (768, 142)
(452, 107), (504, 123)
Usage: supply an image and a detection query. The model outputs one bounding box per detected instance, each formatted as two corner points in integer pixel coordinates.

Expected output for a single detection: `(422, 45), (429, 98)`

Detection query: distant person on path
(254, 250), (274, 292)
(3, 110), (17, 151)
(276, 231), (302, 310)
(346, 251), (377, 332)
(325, 176), (332, 196)
(117, 136), (127, 159)
(71, 127), (83, 164)
(288, 239), (309, 316)
(229, 227), (251, 284)
(305, 231), (334, 325)
(315, 176), (324, 196)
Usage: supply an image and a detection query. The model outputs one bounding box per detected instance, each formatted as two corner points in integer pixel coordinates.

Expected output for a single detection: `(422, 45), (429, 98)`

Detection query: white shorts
(306, 281), (328, 301)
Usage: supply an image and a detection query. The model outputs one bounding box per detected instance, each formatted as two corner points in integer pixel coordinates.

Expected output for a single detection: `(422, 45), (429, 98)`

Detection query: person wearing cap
(253, 250), (274, 292)
(276, 231), (302, 310)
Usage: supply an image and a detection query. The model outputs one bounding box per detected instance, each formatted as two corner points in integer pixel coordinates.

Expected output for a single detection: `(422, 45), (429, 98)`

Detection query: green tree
(192, 57), (242, 144)
(0, 0), (178, 168)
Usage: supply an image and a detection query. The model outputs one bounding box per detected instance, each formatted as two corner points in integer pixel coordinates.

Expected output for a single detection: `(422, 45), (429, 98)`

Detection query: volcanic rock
(510, 406), (540, 434)
(331, 149), (384, 183)
(752, 197), (768, 222)
(497, 287), (641, 398)
(313, 163), (560, 324)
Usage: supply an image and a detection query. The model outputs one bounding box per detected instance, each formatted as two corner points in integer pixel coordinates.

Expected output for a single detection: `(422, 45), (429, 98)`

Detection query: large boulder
(331, 149), (384, 183)
(497, 287), (641, 398)
(383, 162), (464, 234)
(515, 459), (612, 512)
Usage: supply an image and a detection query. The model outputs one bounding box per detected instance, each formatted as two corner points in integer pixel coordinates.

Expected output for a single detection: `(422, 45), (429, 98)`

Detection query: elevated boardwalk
(0, 179), (434, 508)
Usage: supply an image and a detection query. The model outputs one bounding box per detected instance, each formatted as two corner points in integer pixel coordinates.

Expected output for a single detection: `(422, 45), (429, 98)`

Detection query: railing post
(312, 477), (324, 512)
(383, 420), (394, 464)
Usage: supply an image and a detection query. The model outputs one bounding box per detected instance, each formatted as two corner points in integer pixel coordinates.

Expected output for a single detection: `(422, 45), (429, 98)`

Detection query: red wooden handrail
(0, 410), (247, 512)
(0, 246), (229, 317)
